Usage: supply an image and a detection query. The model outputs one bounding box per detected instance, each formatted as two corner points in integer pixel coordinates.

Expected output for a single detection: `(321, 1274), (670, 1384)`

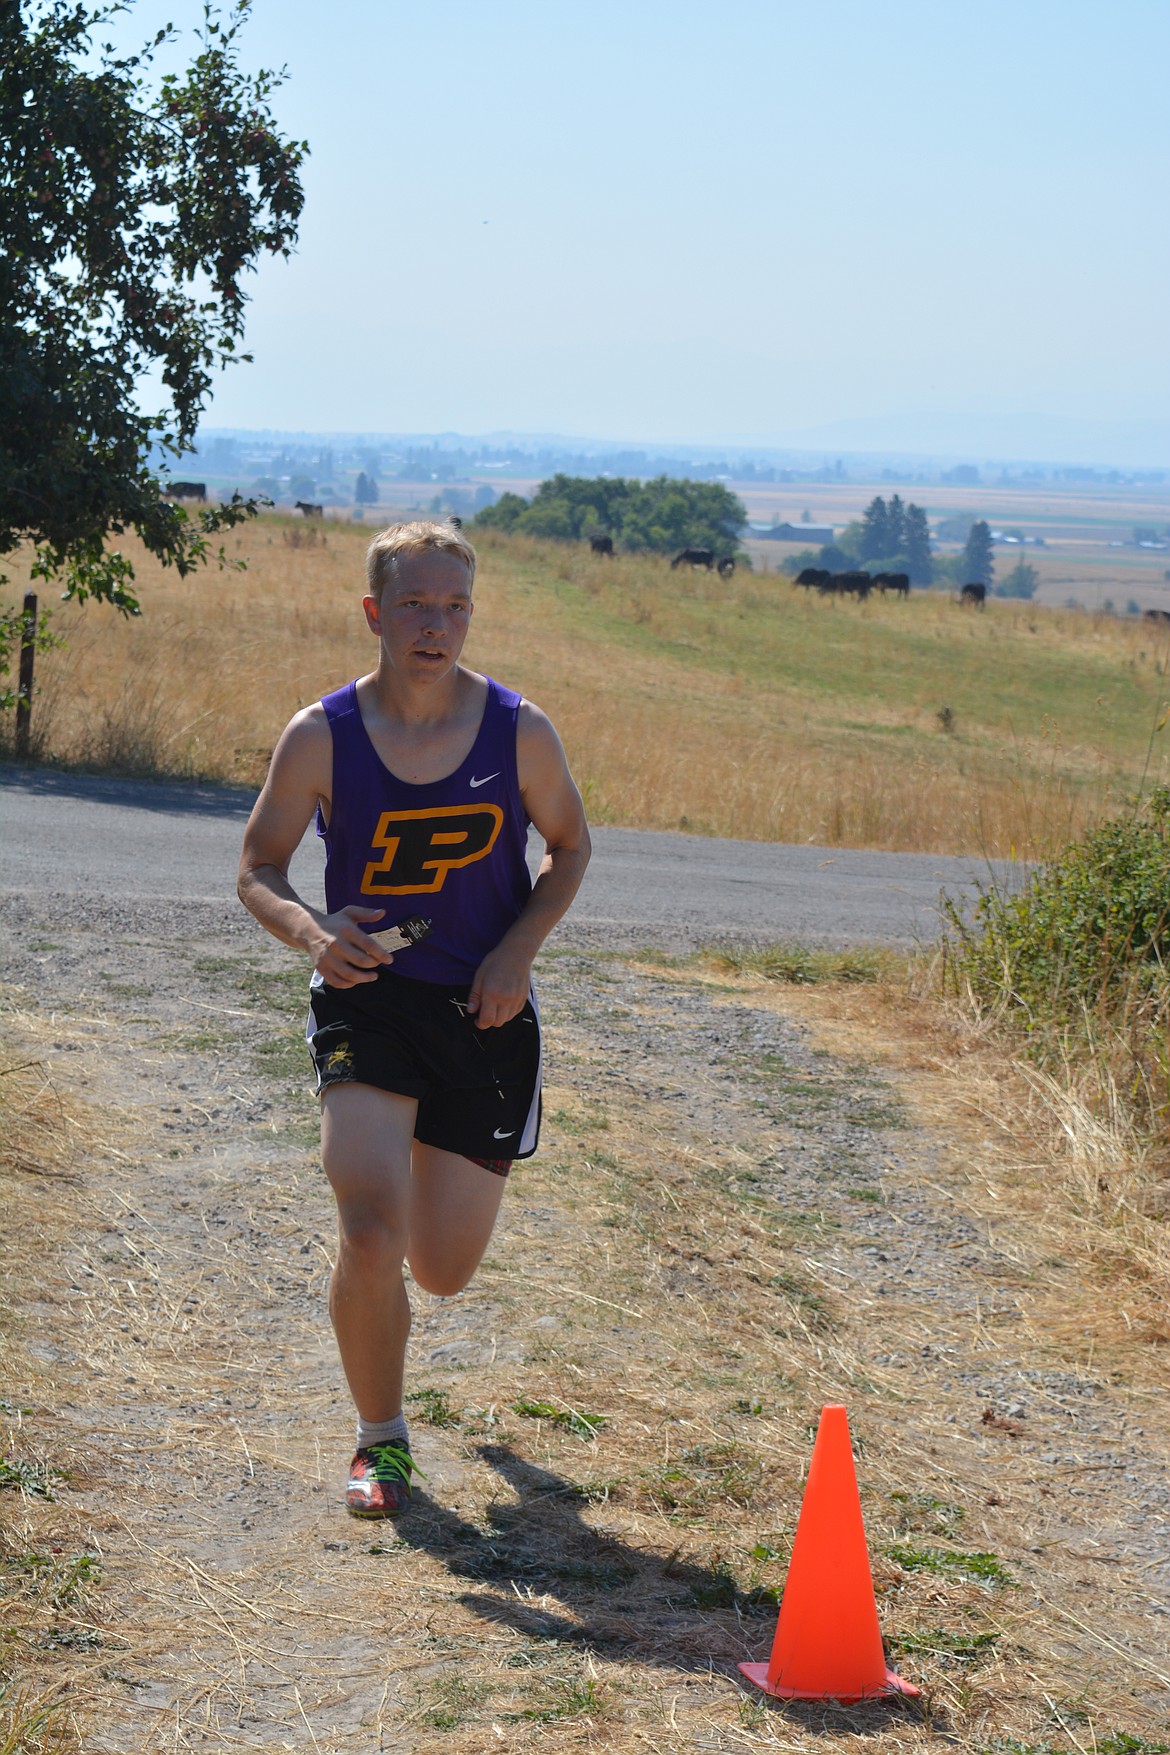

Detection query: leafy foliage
(962, 519), (996, 586)
(0, 0), (307, 702)
(852, 495), (933, 583)
(944, 788), (1170, 1031)
(997, 559), (1040, 599)
(903, 502), (933, 584)
(472, 473), (746, 556)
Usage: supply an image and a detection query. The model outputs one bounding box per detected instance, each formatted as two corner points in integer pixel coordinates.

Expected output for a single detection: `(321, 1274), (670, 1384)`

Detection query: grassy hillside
(5, 518), (1170, 855)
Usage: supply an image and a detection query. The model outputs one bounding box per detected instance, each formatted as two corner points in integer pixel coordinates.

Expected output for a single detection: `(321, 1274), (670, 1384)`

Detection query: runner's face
(364, 551), (474, 680)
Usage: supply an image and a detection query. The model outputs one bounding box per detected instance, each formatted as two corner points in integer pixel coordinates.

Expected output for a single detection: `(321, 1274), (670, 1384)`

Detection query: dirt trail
(2, 895), (1169, 1753)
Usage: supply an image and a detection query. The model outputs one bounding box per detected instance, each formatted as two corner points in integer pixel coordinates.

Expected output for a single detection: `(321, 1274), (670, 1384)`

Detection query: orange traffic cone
(739, 1404), (919, 1703)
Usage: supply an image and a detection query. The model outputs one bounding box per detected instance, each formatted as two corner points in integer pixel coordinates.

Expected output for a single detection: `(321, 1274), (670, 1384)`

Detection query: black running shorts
(306, 968), (541, 1168)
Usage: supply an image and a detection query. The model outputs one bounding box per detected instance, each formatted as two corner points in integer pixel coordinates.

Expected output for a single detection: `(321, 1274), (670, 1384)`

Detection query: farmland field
(5, 511), (1170, 857)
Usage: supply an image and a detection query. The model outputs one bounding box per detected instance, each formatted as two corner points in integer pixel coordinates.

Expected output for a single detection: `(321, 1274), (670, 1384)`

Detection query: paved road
(0, 765), (1024, 951)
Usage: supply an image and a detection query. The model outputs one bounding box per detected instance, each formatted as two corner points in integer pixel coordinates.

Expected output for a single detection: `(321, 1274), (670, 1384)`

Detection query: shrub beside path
(2, 893), (1168, 1752)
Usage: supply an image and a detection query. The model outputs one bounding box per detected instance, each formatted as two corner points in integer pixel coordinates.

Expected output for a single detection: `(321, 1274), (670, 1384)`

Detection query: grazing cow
(839, 570), (872, 599)
(716, 555), (736, 578)
(295, 500), (323, 518)
(671, 547), (715, 570)
(1142, 607), (1170, 623)
(590, 534), (614, 557)
(960, 582), (987, 607)
(795, 567), (830, 589)
(168, 481), (206, 502)
(449, 515), (463, 529)
(873, 572), (910, 598)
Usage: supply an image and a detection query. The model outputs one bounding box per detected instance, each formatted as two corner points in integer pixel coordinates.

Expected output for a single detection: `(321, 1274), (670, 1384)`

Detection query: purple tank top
(316, 675), (532, 984)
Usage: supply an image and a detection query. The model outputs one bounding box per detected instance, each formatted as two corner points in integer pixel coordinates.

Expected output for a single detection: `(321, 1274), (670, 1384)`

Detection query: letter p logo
(360, 804), (504, 895)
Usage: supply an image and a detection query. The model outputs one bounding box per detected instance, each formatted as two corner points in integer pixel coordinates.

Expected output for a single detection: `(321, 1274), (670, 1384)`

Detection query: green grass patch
(517, 1678), (606, 1723)
(237, 963), (309, 1012)
(405, 1386), (459, 1427)
(0, 1456), (64, 1500)
(888, 1542), (1013, 1586)
(512, 1398), (608, 1440)
(890, 1625), (1000, 1663)
(646, 1440), (763, 1514)
(704, 941), (900, 985)
(253, 1030), (310, 1083)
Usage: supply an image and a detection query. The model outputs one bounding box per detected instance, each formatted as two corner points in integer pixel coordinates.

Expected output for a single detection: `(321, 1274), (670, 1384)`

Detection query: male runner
(238, 521), (590, 1516)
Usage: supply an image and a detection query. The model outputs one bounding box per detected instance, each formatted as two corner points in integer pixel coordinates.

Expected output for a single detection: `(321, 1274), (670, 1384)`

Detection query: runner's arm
(467, 701), (591, 1028)
(237, 708), (394, 987)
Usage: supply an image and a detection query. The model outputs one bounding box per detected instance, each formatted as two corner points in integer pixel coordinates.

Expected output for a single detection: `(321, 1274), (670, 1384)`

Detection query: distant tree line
(779, 499), (1013, 593)
(783, 494), (934, 585)
(471, 474), (747, 557)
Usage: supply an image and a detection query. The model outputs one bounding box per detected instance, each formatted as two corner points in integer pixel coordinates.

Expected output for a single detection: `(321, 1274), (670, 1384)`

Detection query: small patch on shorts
(323, 1041), (356, 1076)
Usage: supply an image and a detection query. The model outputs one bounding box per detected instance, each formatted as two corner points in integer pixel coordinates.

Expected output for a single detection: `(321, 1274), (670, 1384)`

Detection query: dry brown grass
(0, 1004), (112, 1755)
(765, 959), (1170, 1338)
(5, 518), (1170, 856)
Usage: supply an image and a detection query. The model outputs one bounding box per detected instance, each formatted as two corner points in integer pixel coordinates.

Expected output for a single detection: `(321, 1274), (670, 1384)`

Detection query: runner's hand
(467, 945), (531, 1029)
(310, 906), (392, 987)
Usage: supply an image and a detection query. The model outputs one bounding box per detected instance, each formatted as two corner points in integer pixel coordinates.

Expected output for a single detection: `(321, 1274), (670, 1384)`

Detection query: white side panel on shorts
(519, 980), (542, 1156)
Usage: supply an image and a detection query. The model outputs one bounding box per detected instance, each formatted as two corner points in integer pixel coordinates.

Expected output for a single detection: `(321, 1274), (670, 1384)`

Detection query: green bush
(471, 474), (746, 556)
(944, 788), (1170, 1033)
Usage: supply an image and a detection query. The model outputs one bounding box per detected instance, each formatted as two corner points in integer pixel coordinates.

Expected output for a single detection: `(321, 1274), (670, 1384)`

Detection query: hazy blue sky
(114, 0), (1170, 461)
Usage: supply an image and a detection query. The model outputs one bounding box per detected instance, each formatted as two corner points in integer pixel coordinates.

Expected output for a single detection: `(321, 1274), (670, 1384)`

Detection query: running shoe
(345, 1440), (420, 1518)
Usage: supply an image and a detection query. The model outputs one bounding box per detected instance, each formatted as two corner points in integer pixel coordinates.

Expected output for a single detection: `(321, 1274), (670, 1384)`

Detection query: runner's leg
(408, 1143), (507, 1296)
(321, 1083), (417, 1422)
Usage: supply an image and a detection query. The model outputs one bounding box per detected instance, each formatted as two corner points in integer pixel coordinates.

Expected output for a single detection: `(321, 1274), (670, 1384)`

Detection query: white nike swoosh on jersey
(493, 1127), (516, 1139)
(469, 772), (500, 788)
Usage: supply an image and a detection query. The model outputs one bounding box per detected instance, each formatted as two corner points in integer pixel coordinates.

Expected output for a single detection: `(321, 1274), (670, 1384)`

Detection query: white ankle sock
(356, 1412), (408, 1450)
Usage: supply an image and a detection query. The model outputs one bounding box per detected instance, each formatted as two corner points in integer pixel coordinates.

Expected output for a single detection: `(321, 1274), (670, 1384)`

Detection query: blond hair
(365, 521), (477, 602)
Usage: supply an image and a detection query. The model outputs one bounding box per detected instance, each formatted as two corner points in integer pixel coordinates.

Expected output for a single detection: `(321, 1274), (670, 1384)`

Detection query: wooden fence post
(15, 591), (36, 760)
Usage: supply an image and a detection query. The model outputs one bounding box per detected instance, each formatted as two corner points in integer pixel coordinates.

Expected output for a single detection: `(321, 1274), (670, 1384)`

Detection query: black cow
(168, 481), (206, 502)
(295, 500), (323, 518)
(448, 515), (463, 529)
(671, 547), (715, 570)
(590, 534), (614, 557)
(960, 582), (987, 607)
(795, 567), (830, 589)
(839, 571), (872, 599)
(873, 572), (910, 598)
(1142, 608), (1170, 623)
(716, 555), (736, 578)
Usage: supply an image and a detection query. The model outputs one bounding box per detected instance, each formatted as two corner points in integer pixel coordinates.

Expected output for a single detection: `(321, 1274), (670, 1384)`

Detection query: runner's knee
(336, 1202), (408, 1270)
(408, 1252), (477, 1298)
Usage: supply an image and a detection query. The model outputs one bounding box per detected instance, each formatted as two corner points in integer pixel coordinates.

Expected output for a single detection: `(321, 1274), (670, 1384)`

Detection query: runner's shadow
(394, 1441), (929, 1734)
(396, 1441), (762, 1672)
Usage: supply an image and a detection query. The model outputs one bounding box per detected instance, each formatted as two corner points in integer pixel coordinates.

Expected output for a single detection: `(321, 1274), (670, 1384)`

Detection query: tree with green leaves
(355, 472), (379, 506)
(859, 496), (889, 563)
(903, 503), (932, 585)
(886, 493), (906, 556)
(1, 0), (307, 708)
(997, 558), (1039, 599)
(473, 475), (746, 557)
(961, 520), (995, 587)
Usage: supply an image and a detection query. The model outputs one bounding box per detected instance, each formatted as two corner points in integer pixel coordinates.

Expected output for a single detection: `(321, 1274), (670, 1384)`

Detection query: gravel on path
(2, 886), (1168, 1750)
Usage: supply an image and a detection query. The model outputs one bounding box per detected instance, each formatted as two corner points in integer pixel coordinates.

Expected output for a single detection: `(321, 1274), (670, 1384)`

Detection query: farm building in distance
(754, 521), (835, 543)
